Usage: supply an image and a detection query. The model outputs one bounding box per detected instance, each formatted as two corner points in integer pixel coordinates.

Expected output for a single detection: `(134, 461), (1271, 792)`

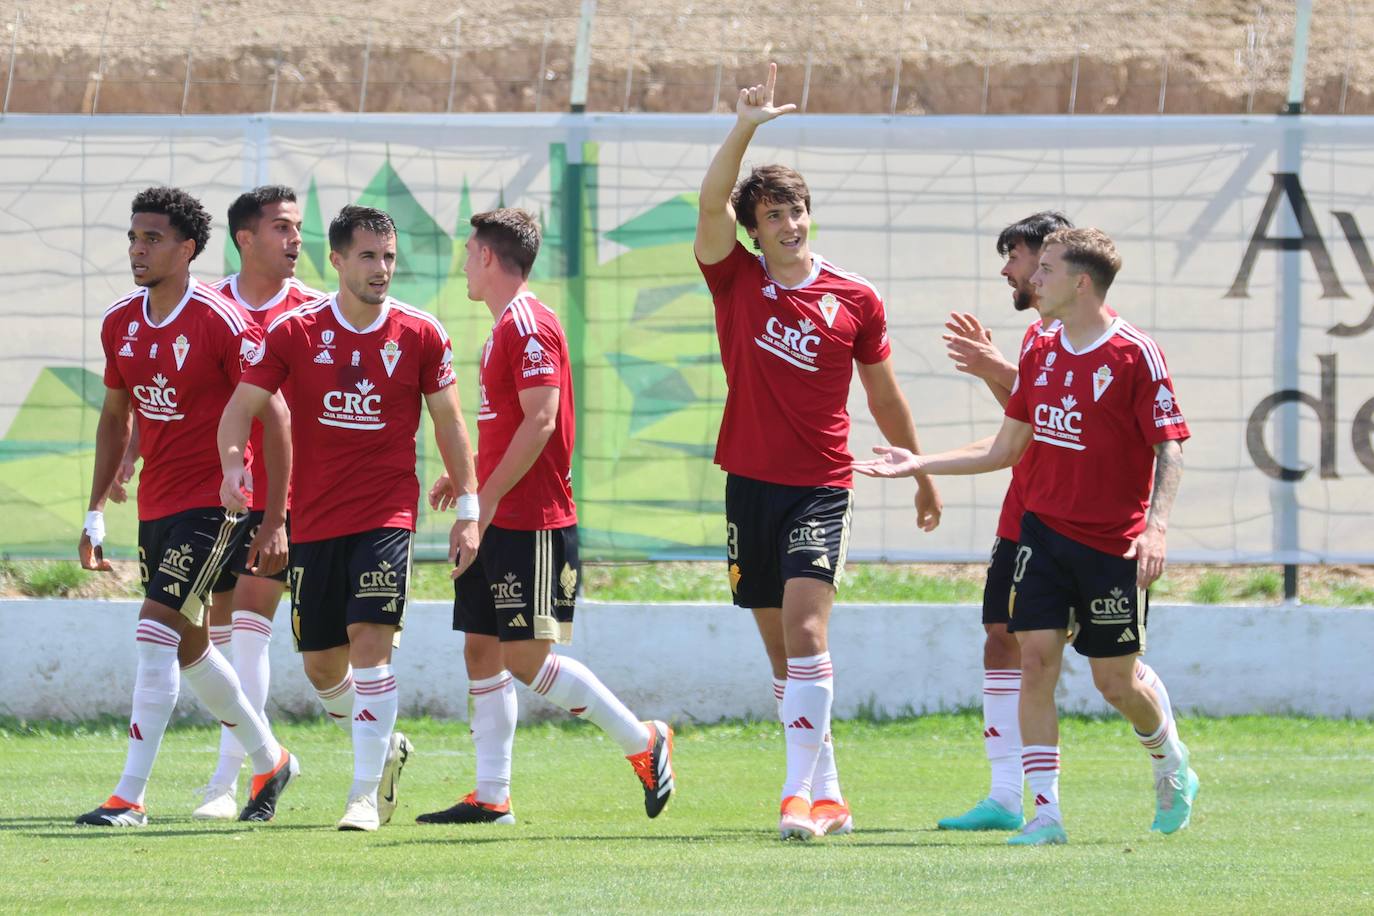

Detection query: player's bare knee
(463, 634), (504, 680)
(983, 624), (1021, 669)
(501, 640), (550, 685)
(1090, 664), (1137, 709)
(302, 647), (350, 688)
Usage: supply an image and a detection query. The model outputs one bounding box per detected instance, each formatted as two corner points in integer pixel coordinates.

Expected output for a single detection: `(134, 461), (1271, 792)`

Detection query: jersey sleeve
(853, 288), (891, 365)
(696, 241), (753, 301)
(100, 311), (125, 389)
(241, 319), (292, 393)
(506, 319), (565, 391)
(420, 320), (456, 395)
(225, 321), (266, 384)
(1005, 341), (1035, 424)
(1018, 321), (1042, 357)
(1132, 347), (1190, 445)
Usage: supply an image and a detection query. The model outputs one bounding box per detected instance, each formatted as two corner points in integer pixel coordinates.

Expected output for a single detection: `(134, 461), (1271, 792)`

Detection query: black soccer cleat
(627, 720), (675, 819)
(238, 750), (300, 822)
(75, 796), (148, 827)
(416, 791), (516, 825)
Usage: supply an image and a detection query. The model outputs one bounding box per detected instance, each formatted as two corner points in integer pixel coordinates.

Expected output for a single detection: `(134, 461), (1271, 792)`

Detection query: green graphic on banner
(1, 143), (730, 560)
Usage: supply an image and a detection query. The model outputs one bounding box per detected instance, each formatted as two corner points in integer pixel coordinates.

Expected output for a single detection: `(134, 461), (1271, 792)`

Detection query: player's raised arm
(696, 62), (797, 265)
(425, 384), (480, 577)
(80, 386), (133, 571)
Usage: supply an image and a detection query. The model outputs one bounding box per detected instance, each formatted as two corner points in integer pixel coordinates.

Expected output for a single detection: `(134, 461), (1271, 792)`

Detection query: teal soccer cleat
(1152, 746), (1199, 835)
(1007, 814), (1068, 846)
(937, 798), (1025, 831)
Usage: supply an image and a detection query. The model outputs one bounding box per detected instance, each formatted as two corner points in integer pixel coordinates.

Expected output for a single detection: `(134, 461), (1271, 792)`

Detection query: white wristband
(84, 510), (106, 547)
(456, 493), (480, 521)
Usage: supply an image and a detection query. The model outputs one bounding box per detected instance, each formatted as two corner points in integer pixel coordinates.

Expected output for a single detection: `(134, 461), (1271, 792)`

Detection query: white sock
(531, 653), (649, 754)
(774, 674), (842, 803)
(350, 665), (398, 801)
(1137, 717), (1185, 780)
(208, 611), (274, 788)
(181, 646), (281, 775)
(208, 623), (232, 654)
(781, 653), (834, 801)
(469, 671), (517, 805)
(315, 669), (355, 733)
(113, 620), (181, 806)
(1022, 745), (1062, 824)
(983, 669), (1024, 812)
(1136, 661), (1177, 731)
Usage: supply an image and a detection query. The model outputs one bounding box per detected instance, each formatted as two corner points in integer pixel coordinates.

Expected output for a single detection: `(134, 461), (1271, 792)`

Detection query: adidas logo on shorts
(1117, 627), (1136, 643)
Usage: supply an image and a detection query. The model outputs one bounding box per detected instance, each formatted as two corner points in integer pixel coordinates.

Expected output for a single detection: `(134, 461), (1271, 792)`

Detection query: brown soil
(1, 0), (1368, 115)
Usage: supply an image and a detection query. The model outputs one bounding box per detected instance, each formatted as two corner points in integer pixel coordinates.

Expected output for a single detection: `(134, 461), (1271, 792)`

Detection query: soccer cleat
(810, 798), (854, 836)
(377, 732), (413, 826)
(779, 795), (820, 840)
(238, 749), (300, 822)
(337, 793), (380, 832)
(937, 797), (1025, 831)
(1152, 746), (1199, 835)
(416, 791), (516, 825)
(192, 783), (238, 821)
(75, 796), (147, 827)
(626, 720), (675, 818)
(1007, 813), (1068, 846)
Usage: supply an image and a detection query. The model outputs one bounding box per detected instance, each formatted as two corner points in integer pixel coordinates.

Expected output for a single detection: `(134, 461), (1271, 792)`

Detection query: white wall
(4, 599), (1372, 721)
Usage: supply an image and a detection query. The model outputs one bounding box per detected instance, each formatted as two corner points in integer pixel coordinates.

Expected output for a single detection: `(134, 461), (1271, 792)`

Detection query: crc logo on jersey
(1032, 394), (1085, 450)
(786, 518), (828, 554)
(491, 571), (525, 609)
(521, 337), (554, 379)
(320, 378), (386, 431)
(1154, 384), (1184, 428)
(132, 373), (184, 422)
(756, 316), (821, 372)
(1089, 587), (1134, 624)
(356, 558), (400, 599)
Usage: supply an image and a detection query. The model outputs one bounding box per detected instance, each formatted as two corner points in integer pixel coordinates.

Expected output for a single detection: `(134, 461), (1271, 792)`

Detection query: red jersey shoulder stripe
(502, 294), (539, 337)
(286, 277), (327, 299)
(191, 281), (249, 335)
(390, 301), (449, 339)
(817, 258), (884, 303)
(266, 295), (331, 333)
(1115, 323), (1167, 381)
(102, 289), (145, 324)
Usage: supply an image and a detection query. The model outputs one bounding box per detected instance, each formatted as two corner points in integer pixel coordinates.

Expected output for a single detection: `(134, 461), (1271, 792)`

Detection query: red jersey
(476, 293), (576, 530)
(995, 319), (1056, 541)
(213, 275), (324, 512)
(698, 242), (890, 488)
(100, 279), (265, 521)
(242, 294), (456, 542)
(1005, 317), (1189, 555)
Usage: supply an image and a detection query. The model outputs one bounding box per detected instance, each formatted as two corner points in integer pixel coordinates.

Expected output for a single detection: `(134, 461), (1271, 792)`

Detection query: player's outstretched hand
(737, 62), (798, 125)
(246, 516), (288, 577)
(852, 445), (926, 479)
(1125, 524), (1167, 589)
(450, 518), (480, 579)
(220, 467), (251, 514)
(943, 312), (1005, 379)
(428, 473), (456, 511)
(915, 479), (942, 532)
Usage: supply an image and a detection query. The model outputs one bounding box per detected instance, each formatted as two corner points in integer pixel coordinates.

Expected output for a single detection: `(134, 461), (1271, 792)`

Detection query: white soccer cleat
(338, 793), (380, 832)
(192, 783), (238, 821)
(377, 732), (413, 826)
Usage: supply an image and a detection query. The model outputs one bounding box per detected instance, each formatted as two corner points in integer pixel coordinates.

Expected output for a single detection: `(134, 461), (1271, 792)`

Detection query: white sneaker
(377, 732), (413, 826)
(192, 784), (237, 821)
(338, 793), (380, 832)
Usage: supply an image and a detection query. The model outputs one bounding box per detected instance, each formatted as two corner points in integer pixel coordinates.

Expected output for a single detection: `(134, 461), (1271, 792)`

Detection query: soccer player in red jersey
(220, 205), (480, 832)
(696, 64), (942, 839)
(192, 185), (326, 820)
(938, 213), (1180, 833)
(418, 209), (674, 826)
(76, 187), (298, 827)
(856, 228), (1196, 845)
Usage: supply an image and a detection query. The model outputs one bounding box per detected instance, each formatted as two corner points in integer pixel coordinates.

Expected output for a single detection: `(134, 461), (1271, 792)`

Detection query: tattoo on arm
(1147, 441), (1184, 530)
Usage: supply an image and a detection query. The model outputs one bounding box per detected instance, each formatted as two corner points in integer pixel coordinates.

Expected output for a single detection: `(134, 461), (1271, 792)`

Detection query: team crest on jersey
(1093, 365), (1113, 401)
(1153, 384), (1184, 427)
(817, 293), (840, 328)
(521, 337), (554, 379)
(172, 334), (190, 370)
(322, 329), (335, 346)
(380, 339), (402, 378)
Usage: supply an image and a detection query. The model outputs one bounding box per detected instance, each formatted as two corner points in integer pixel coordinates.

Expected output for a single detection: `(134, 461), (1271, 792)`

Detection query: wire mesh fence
(0, 1), (1368, 116)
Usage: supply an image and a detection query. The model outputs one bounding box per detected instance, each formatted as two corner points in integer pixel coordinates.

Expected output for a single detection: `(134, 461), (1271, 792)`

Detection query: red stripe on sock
(470, 677), (512, 696)
(534, 655), (560, 695)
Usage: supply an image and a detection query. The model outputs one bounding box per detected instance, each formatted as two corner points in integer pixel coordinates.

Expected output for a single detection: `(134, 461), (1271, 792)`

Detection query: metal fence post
(3, 9), (20, 117)
(1285, 0), (1312, 114)
(445, 15), (461, 114)
(621, 15), (636, 112)
(569, 0), (596, 113)
(534, 22), (551, 112)
(180, 0), (200, 115)
(358, 16), (373, 113)
(91, 2), (113, 114)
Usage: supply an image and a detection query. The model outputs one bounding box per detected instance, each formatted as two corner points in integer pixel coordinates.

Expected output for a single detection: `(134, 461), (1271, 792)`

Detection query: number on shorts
(1012, 545), (1032, 584)
(726, 522), (740, 560)
(288, 566), (305, 600)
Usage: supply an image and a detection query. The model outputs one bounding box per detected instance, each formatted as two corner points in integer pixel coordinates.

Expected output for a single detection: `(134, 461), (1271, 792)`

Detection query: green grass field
(3, 715), (1371, 913)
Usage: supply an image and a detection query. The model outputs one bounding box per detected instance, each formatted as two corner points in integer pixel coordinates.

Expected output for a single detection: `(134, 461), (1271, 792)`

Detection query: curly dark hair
(131, 186), (212, 261)
(329, 205), (396, 254)
(227, 185), (297, 252)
